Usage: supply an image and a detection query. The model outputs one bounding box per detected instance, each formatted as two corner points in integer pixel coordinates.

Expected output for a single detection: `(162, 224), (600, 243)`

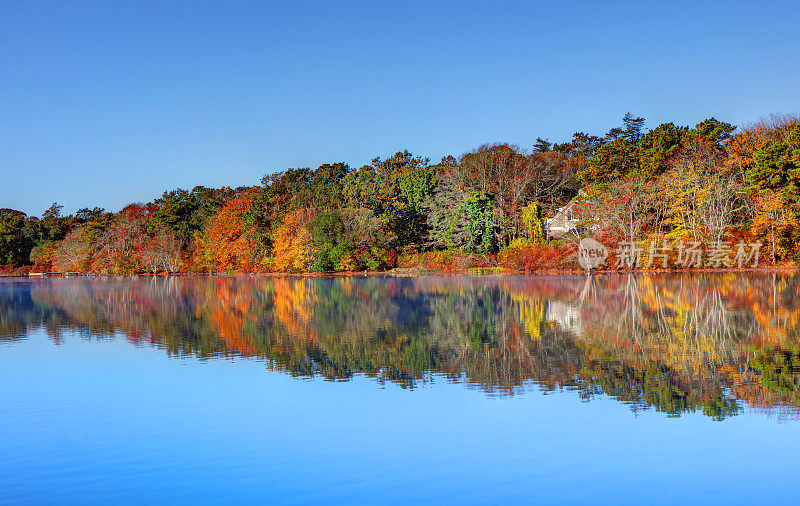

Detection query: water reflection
(2, 273), (799, 419)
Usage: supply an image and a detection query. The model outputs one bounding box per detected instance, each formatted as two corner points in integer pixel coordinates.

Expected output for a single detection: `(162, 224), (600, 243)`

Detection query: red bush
(498, 242), (578, 272)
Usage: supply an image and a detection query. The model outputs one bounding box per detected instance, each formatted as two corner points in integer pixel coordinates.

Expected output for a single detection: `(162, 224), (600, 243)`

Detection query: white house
(545, 201), (580, 238)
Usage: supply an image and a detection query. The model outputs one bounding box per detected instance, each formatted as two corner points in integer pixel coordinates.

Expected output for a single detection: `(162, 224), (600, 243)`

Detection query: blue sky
(2, 0), (798, 216)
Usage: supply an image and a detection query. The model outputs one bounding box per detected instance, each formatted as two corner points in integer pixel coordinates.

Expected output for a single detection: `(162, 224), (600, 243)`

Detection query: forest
(1, 112), (799, 274)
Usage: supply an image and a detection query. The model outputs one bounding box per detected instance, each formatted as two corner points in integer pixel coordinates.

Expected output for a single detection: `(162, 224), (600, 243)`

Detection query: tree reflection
(1, 272), (799, 419)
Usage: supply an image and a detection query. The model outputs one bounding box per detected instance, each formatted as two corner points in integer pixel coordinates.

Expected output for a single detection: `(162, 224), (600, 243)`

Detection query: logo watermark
(578, 238), (608, 270)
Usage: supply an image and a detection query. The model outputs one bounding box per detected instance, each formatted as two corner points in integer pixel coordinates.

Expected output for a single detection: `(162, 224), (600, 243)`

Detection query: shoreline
(3, 264), (798, 278)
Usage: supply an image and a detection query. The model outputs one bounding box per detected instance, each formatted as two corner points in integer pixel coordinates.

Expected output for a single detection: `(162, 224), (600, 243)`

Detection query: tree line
(1, 112), (798, 273)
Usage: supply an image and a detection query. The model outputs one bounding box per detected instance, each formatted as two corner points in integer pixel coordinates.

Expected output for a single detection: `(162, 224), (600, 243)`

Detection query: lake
(1, 274), (799, 504)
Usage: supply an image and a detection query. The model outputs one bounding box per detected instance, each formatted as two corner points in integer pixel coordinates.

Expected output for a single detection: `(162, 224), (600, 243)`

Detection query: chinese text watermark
(578, 240), (762, 270)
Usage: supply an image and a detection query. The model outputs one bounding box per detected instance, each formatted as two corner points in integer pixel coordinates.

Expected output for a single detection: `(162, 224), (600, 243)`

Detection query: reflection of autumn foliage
(205, 279), (260, 356)
(6, 273), (800, 418)
(562, 273), (800, 414)
(742, 345), (800, 404)
(272, 278), (318, 341)
(578, 346), (738, 419)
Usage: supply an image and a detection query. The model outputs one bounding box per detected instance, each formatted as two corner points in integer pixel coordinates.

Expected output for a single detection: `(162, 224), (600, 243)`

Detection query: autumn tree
(451, 144), (536, 246)
(273, 208), (314, 272)
(722, 115), (797, 183)
(310, 162), (351, 209)
(150, 187), (224, 245)
(52, 227), (93, 272)
(745, 123), (800, 260)
(138, 231), (183, 273)
(664, 136), (745, 243)
(522, 202), (545, 242)
(751, 193), (797, 263)
(91, 203), (151, 273)
(577, 172), (656, 244)
(196, 192), (260, 272)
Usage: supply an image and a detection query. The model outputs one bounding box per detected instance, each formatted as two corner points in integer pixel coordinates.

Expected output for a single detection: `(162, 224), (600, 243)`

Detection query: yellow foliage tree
(751, 192), (797, 264)
(273, 208), (314, 272)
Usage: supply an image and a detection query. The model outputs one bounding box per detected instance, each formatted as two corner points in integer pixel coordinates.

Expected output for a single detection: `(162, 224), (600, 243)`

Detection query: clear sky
(2, 0), (798, 216)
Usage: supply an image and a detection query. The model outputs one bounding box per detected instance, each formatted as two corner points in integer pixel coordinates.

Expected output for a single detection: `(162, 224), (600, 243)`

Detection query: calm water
(2, 274), (800, 504)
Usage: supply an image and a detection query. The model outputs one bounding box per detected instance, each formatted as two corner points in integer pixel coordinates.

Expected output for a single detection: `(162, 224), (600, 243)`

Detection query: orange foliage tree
(195, 192), (259, 272)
